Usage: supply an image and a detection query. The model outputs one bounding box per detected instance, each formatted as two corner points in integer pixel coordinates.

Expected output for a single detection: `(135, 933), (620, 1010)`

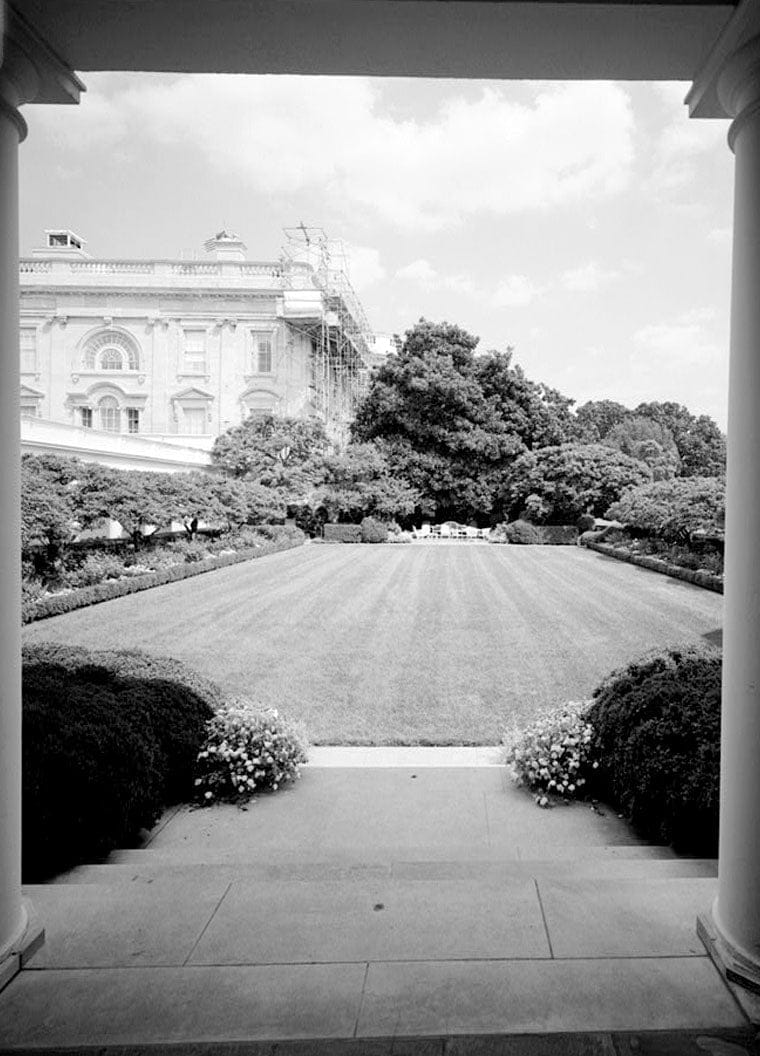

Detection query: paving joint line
(182, 881), (233, 966)
(533, 878), (555, 959)
(352, 962), (370, 1039)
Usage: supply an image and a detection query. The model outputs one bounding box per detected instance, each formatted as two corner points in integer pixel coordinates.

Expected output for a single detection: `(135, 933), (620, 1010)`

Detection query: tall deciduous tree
(604, 415), (681, 480)
(501, 443), (652, 524)
(633, 401), (726, 478)
(353, 319), (573, 522)
(211, 414), (330, 499)
(572, 400), (630, 442)
(311, 442), (422, 524)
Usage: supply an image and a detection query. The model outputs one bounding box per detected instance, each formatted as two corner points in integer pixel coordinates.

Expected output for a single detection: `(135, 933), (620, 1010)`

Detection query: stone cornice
(1, 5), (83, 139)
(687, 0), (760, 117)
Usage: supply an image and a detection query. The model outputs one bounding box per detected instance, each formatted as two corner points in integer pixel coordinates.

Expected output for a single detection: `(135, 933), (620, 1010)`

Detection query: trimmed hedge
(539, 525), (578, 546)
(585, 541), (723, 593)
(323, 523), (362, 543)
(585, 647), (722, 854)
(22, 536), (304, 624)
(22, 643), (221, 879)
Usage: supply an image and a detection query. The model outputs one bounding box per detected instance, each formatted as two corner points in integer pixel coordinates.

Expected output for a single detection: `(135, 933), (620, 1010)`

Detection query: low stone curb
(22, 538), (305, 624)
(585, 542), (723, 594)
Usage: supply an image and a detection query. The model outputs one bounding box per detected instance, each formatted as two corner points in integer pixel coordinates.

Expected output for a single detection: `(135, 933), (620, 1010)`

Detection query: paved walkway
(0, 752), (758, 1053)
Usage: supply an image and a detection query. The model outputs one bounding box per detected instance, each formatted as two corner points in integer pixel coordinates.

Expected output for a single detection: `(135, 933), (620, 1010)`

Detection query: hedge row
(585, 541), (723, 593)
(539, 525), (578, 546)
(323, 523), (363, 543)
(23, 643), (221, 879)
(23, 536), (305, 623)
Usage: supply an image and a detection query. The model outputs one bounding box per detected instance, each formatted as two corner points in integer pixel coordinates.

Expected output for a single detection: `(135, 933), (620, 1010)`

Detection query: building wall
(19, 287), (316, 439)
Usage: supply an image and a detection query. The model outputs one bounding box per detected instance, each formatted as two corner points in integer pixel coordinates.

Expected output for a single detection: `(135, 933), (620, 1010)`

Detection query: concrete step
(57, 855), (718, 884)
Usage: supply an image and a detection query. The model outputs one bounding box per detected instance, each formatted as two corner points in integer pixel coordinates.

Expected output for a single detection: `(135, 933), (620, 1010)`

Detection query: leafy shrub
(585, 647), (721, 853)
(22, 643), (220, 878)
(64, 552), (125, 588)
(169, 539), (212, 563)
(503, 700), (597, 807)
(504, 519), (545, 545)
(323, 523), (362, 543)
(606, 477), (725, 540)
(195, 699), (308, 803)
(388, 531), (413, 543)
(360, 516), (388, 543)
(576, 513), (596, 533)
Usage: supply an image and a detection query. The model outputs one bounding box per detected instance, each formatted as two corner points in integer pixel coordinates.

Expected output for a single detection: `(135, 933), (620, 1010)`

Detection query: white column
(0, 18), (40, 988)
(698, 34), (760, 997)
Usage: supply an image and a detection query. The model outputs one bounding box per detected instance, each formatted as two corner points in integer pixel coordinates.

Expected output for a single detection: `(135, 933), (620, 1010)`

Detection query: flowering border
(22, 537), (305, 624)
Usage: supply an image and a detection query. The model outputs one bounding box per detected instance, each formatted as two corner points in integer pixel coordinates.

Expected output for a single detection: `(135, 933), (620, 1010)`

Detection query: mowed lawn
(22, 544), (724, 744)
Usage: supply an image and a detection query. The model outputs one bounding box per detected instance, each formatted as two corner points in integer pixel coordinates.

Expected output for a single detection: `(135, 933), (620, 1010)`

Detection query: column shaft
(714, 96), (760, 973)
(0, 99), (24, 966)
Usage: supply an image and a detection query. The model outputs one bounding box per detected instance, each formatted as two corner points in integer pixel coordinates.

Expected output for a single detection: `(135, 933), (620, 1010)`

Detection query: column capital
(717, 34), (760, 149)
(0, 6), (84, 140)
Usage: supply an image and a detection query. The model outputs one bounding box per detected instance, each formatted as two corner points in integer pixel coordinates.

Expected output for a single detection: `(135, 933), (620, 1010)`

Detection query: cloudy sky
(21, 74), (733, 427)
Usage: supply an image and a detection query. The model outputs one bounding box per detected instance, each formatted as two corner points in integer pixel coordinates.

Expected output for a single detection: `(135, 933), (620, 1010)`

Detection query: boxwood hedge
(585, 647), (722, 854)
(22, 643), (222, 879)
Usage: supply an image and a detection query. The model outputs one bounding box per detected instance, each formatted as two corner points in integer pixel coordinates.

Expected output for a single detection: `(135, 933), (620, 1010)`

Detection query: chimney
(203, 230), (247, 262)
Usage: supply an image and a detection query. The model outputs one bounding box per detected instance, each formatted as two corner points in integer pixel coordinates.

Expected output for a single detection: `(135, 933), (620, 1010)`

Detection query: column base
(698, 909), (760, 1024)
(0, 900), (44, 995)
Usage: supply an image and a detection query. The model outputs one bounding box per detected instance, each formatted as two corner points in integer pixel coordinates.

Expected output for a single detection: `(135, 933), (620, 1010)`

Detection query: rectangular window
(183, 330), (207, 375)
(20, 329), (37, 373)
(252, 332), (273, 374)
(182, 407), (207, 435)
(20, 401), (39, 418)
(126, 408), (140, 434)
(80, 407), (93, 428)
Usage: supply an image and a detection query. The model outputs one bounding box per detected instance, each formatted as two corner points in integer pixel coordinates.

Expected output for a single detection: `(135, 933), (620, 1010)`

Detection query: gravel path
(23, 543), (723, 743)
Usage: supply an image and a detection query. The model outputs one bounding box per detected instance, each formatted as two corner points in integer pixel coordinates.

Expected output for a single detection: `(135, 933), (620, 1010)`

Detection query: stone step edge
(0, 1027), (756, 1056)
(51, 857), (719, 884)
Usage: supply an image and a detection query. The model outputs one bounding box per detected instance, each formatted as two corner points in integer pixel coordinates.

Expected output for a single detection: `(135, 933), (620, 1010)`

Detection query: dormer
(32, 229), (90, 260)
(203, 230), (247, 262)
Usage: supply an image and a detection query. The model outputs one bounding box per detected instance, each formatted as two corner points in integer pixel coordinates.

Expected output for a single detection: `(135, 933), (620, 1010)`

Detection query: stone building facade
(19, 229), (376, 450)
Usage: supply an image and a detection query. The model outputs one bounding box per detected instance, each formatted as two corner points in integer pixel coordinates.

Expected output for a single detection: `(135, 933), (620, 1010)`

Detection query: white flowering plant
(194, 698), (309, 804)
(502, 700), (598, 808)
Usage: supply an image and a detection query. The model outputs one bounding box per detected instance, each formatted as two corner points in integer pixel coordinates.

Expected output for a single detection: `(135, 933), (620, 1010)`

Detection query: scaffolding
(281, 224), (373, 442)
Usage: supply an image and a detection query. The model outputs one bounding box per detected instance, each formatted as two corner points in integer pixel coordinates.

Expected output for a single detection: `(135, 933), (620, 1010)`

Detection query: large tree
(603, 415), (681, 480)
(310, 442), (422, 524)
(571, 400), (630, 442)
(501, 443), (652, 524)
(211, 414), (330, 499)
(21, 455), (79, 558)
(353, 319), (572, 522)
(633, 401), (726, 478)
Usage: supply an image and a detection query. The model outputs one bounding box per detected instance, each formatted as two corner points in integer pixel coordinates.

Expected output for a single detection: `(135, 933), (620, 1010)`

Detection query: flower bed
(23, 536), (305, 623)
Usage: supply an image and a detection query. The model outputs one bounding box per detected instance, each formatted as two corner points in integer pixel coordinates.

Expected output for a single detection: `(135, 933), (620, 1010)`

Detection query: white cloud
(646, 83), (729, 195)
(342, 244), (385, 289)
(632, 312), (724, 370)
(560, 261), (619, 294)
(492, 274), (543, 308)
(395, 259), (475, 294)
(31, 74), (635, 231)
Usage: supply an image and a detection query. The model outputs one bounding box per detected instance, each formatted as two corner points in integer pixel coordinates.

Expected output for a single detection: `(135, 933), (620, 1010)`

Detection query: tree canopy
(603, 415), (681, 480)
(606, 477), (725, 539)
(501, 443), (653, 524)
(352, 319), (574, 522)
(211, 414), (330, 498)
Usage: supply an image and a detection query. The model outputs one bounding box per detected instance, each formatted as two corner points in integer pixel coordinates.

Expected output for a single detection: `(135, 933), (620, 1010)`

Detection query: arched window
(82, 329), (141, 372)
(100, 347), (124, 370)
(99, 395), (120, 432)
